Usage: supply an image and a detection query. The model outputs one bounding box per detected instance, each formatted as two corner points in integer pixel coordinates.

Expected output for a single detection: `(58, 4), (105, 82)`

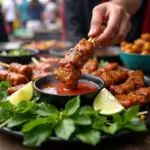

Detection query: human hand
(88, 2), (131, 47)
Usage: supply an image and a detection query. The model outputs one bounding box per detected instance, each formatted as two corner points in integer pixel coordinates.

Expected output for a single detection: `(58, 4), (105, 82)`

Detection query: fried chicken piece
(7, 84), (25, 94)
(100, 70), (128, 87)
(92, 62), (119, 76)
(7, 72), (28, 86)
(141, 33), (150, 41)
(57, 38), (94, 89)
(57, 63), (81, 89)
(82, 58), (98, 74)
(0, 70), (9, 81)
(110, 70), (144, 95)
(116, 88), (150, 108)
(9, 63), (32, 79)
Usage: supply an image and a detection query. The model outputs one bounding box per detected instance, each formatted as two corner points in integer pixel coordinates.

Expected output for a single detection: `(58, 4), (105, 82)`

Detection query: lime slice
(7, 82), (33, 105)
(93, 88), (124, 115)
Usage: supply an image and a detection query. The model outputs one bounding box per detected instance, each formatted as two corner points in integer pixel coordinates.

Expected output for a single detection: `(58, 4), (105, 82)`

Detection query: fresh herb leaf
(102, 123), (118, 135)
(0, 81), (11, 90)
(98, 59), (109, 67)
(72, 113), (91, 125)
(0, 91), (8, 100)
(92, 116), (107, 130)
(64, 96), (80, 116)
(7, 114), (34, 128)
(0, 101), (13, 111)
(124, 118), (147, 132)
(22, 116), (57, 133)
(36, 102), (59, 117)
(124, 106), (139, 122)
(78, 106), (95, 116)
(15, 101), (35, 114)
(55, 118), (75, 140)
(0, 107), (12, 123)
(76, 130), (101, 146)
(23, 124), (52, 147)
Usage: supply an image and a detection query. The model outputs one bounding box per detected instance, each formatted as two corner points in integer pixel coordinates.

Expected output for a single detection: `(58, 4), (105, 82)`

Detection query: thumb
(88, 5), (106, 37)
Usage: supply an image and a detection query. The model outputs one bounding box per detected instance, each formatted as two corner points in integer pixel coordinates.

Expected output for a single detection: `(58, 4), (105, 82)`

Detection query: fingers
(96, 7), (124, 46)
(88, 5), (106, 37)
(110, 13), (131, 45)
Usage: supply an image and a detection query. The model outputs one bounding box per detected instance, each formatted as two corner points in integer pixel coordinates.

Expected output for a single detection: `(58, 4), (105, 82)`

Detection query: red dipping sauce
(41, 80), (98, 95)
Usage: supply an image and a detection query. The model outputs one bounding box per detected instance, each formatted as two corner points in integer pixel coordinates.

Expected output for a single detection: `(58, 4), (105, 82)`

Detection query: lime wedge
(93, 88), (124, 115)
(7, 82), (33, 105)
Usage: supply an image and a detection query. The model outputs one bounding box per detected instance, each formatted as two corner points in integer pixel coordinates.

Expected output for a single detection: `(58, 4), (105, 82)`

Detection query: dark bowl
(0, 49), (39, 64)
(94, 46), (121, 63)
(34, 74), (104, 108)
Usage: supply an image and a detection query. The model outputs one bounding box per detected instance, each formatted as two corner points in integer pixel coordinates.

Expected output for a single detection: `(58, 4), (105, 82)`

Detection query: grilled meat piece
(9, 63), (32, 79)
(0, 70), (9, 81)
(100, 70), (128, 87)
(110, 70), (144, 95)
(82, 58), (98, 74)
(6, 72), (28, 86)
(116, 87), (150, 108)
(7, 84), (25, 94)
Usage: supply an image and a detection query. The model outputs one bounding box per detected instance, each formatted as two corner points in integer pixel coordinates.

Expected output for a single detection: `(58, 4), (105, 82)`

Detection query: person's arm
(112, 0), (143, 15)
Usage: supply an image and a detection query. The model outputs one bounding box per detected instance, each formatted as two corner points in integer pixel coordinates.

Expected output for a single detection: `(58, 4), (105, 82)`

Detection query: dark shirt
(64, 0), (147, 43)
(27, 2), (44, 21)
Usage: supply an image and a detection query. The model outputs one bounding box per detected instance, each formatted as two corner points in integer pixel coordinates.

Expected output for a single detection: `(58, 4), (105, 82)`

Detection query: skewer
(0, 62), (10, 68)
(137, 111), (148, 116)
(88, 37), (96, 43)
(40, 57), (46, 62)
(31, 57), (40, 65)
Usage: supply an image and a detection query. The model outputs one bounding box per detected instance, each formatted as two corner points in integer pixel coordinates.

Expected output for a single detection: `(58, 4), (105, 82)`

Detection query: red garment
(142, 0), (150, 33)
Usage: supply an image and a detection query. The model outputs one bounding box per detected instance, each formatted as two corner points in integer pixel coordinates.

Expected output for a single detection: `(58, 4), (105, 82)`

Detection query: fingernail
(88, 28), (96, 36)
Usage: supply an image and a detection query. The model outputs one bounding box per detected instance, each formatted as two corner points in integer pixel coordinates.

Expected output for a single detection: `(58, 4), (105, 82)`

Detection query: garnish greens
(0, 49), (30, 56)
(0, 81), (147, 147)
(99, 59), (109, 67)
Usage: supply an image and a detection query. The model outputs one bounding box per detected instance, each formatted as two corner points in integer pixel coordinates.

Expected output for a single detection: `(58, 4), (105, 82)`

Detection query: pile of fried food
(121, 33), (150, 55)
(81, 58), (150, 109)
(24, 40), (69, 50)
(0, 57), (60, 94)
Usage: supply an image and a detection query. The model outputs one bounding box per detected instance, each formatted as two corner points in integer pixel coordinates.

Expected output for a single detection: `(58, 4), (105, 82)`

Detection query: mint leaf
(92, 116), (107, 130)
(124, 118), (147, 132)
(78, 106), (95, 116)
(102, 123), (118, 135)
(36, 102), (59, 117)
(113, 114), (122, 124)
(22, 116), (57, 133)
(0, 107), (12, 123)
(0, 91), (8, 99)
(98, 59), (109, 67)
(72, 114), (91, 125)
(7, 114), (34, 128)
(55, 118), (75, 140)
(15, 101), (35, 114)
(124, 106), (139, 122)
(76, 130), (101, 146)
(0, 101), (13, 111)
(64, 96), (80, 116)
(23, 124), (52, 147)
(0, 81), (11, 90)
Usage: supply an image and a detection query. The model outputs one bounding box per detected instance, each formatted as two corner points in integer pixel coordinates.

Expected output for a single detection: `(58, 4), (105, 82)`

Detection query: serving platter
(0, 76), (150, 144)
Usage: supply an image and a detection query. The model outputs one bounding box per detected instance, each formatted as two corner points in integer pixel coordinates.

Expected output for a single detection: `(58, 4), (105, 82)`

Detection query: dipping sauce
(41, 80), (98, 95)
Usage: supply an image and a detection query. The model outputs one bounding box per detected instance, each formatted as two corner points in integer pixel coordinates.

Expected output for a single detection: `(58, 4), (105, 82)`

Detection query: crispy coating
(82, 58), (98, 74)
(92, 62), (119, 76)
(100, 70), (128, 87)
(0, 70), (9, 81)
(57, 38), (94, 89)
(57, 63), (81, 89)
(7, 84), (25, 94)
(6, 72), (28, 86)
(141, 33), (150, 41)
(110, 70), (144, 95)
(9, 63), (32, 79)
(116, 88), (150, 108)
